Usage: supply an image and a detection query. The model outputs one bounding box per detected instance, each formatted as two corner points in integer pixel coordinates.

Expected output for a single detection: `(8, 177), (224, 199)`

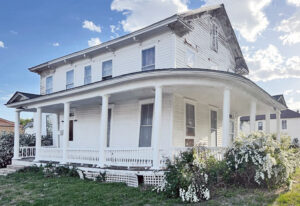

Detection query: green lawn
(0, 169), (299, 206)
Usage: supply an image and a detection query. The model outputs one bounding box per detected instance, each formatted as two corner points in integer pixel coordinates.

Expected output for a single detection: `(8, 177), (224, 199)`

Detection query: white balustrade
(19, 146), (35, 158)
(67, 148), (99, 165)
(104, 147), (153, 167)
(39, 147), (63, 162)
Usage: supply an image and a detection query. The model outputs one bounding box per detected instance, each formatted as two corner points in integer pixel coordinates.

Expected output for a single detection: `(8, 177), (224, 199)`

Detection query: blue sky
(0, 0), (300, 121)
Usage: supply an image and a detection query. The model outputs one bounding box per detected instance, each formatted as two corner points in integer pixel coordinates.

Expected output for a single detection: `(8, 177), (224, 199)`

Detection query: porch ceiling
(165, 85), (274, 116)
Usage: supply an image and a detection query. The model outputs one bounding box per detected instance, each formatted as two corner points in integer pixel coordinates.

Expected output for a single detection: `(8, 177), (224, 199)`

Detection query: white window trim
(84, 65), (92, 85)
(140, 44), (156, 71)
(66, 69), (74, 89)
(45, 75), (53, 94)
(209, 106), (218, 147)
(185, 48), (196, 68)
(184, 98), (197, 140)
(101, 59), (113, 79)
(137, 98), (155, 148)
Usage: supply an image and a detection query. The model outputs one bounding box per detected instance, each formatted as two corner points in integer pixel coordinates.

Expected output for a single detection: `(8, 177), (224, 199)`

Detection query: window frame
(101, 59), (113, 80)
(84, 65), (92, 85)
(45, 76), (53, 94)
(106, 105), (114, 147)
(186, 48), (196, 68)
(141, 46), (156, 71)
(210, 22), (218, 52)
(209, 107), (218, 147)
(138, 98), (154, 148)
(66, 69), (74, 89)
(258, 121), (263, 131)
(184, 99), (197, 142)
(282, 119), (287, 130)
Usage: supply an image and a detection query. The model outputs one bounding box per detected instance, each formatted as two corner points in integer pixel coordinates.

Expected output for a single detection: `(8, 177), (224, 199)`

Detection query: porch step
(0, 165), (25, 176)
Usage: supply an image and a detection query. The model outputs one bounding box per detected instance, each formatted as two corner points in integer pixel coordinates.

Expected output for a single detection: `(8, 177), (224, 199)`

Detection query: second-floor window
(282, 120), (287, 130)
(102, 60), (112, 80)
(210, 23), (218, 52)
(142, 47), (155, 71)
(66, 70), (74, 89)
(46, 76), (53, 94)
(84, 65), (92, 85)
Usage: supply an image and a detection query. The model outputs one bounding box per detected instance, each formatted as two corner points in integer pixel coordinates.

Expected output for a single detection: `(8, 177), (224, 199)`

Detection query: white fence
(19, 146), (35, 158)
(104, 147), (153, 167)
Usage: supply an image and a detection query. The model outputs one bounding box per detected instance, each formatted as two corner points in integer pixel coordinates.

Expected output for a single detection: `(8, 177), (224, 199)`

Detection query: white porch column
(265, 111), (271, 134)
(250, 100), (256, 133)
(13, 110), (20, 160)
(222, 88), (230, 147)
(99, 94), (110, 167)
(152, 86), (163, 169)
(34, 107), (42, 162)
(61, 102), (70, 164)
(276, 110), (281, 141)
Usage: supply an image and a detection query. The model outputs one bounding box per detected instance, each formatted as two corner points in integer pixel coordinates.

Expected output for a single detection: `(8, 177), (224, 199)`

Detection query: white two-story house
(6, 4), (286, 187)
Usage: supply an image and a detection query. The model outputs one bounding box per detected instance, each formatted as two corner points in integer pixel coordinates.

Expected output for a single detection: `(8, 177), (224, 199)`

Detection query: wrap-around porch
(10, 70), (285, 169)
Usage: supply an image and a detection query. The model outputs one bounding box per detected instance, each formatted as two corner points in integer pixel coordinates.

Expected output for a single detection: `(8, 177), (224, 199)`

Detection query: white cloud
(203, 0), (272, 42)
(88, 37), (101, 47)
(287, 0), (300, 7)
(0, 93), (14, 102)
(111, 0), (188, 32)
(110, 24), (121, 39)
(0, 41), (4, 48)
(52, 42), (60, 47)
(10, 30), (18, 35)
(243, 44), (300, 81)
(276, 11), (300, 45)
(82, 20), (101, 33)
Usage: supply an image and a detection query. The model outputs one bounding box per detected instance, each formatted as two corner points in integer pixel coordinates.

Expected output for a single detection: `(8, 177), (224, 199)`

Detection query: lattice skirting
(82, 169), (165, 188)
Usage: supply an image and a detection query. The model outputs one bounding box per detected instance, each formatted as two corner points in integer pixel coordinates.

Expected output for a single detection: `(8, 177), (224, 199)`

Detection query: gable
(6, 92), (40, 105)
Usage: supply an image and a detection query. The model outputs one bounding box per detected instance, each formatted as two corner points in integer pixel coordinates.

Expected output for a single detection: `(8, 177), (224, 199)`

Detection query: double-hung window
(282, 120), (287, 130)
(142, 47), (155, 71)
(102, 60), (112, 80)
(66, 70), (74, 89)
(46, 76), (53, 94)
(185, 103), (195, 147)
(84, 65), (92, 85)
(210, 23), (218, 52)
(258, 121), (263, 131)
(139, 103), (154, 147)
(210, 110), (217, 147)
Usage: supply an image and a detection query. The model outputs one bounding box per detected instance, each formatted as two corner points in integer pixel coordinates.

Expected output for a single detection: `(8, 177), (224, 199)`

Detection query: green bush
(43, 163), (79, 178)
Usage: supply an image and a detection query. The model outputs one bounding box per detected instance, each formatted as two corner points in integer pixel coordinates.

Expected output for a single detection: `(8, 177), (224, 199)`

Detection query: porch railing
(67, 148), (99, 165)
(39, 147), (63, 162)
(19, 146), (36, 158)
(104, 147), (153, 167)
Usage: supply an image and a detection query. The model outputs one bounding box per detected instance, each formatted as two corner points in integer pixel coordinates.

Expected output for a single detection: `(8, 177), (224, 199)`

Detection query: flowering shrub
(153, 148), (228, 203)
(225, 133), (300, 188)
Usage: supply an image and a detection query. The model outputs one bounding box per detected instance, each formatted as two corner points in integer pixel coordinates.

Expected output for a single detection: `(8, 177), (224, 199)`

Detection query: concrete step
(0, 168), (16, 176)
(6, 165), (25, 170)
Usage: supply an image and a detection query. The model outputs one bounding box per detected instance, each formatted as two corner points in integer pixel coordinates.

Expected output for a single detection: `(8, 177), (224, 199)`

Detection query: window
(186, 103), (195, 137)
(142, 47), (155, 71)
(66, 70), (74, 89)
(69, 120), (73, 141)
(210, 23), (218, 52)
(230, 119), (235, 142)
(282, 120), (287, 130)
(102, 60), (112, 80)
(258, 121), (263, 131)
(139, 103), (153, 147)
(46, 76), (53, 94)
(46, 115), (53, 138)
(186, 49), (195, 67)
(84, 65), (92, 85)
(107, 108), (112, 147)
(210, 110), (217, 147)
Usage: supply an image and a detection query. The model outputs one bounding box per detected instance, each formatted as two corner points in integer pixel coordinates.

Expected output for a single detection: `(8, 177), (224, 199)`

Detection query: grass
(0, 168), (299, 206)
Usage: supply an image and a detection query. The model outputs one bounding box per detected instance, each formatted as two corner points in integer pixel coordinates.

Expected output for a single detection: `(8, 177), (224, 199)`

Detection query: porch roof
(240, 109), (300, 121)
(5, 69), (286, 111)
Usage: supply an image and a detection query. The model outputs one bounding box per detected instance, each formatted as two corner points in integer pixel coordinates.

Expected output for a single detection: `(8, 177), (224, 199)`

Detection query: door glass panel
(186, 103), (195, 136)
(139, 104), (153, 147)
(107, 109), (112, 147)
